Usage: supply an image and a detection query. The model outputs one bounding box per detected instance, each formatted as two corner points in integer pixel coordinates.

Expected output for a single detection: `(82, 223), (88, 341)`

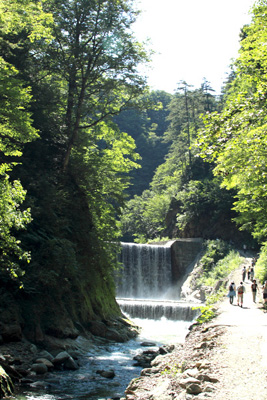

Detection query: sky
(133, 0), (256, 94)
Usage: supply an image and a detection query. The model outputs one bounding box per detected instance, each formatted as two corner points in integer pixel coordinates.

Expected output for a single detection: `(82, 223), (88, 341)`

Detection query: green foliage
(198, 241), (243, 288)
(175, 178), (233, 232)
(255, 242), (267, 283)
(161, 362), (185, 376)
(114, 90), (172, 196)
(197, 2), (267, 242)
(119, 80), (237, 243)
(119, 189), (171, 242)
(199, 251), (242, 287)
(193, 305), (216, 324)
(0, 0), (52, 282)
(0, 176), (31, 279)
(199, 240), (232, 274)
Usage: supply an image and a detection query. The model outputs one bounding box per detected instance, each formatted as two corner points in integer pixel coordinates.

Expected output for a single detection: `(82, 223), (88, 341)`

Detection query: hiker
(250, 266), (254, 280)
(227, 281), (236, 304)
(237, 281), (246, 307)
(242, 266), (246, 282)
(263, 281), (267, 305)
(247, 267), (251, 281)
(251, 279), (258, 303)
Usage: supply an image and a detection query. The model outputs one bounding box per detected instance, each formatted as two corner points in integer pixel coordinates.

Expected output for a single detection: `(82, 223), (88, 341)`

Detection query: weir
(115, 240), (203, 321)
(117, 298), (200, 321)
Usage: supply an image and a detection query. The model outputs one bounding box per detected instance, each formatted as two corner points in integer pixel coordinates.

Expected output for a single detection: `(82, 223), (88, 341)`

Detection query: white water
(15, 319), (194, 400)
(116, 242), (173, 299)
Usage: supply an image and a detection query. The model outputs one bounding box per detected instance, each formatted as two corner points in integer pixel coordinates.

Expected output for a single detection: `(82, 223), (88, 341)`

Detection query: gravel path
(125, 255), (267, 400)
(209, 256), (267, 400)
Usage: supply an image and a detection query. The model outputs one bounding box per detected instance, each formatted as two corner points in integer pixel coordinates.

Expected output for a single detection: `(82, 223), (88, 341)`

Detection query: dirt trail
(209, 255), (267, 400)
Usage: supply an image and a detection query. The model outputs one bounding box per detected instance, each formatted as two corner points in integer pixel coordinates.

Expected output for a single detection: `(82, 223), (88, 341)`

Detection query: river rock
(31, 363), (48, 375)
(197, 373), (219, 383)
(96, 369), (115, 379)
(140, 341), (156, 347)
(186, 383), (202, 394)
(203, 383), (216, 392)
(179, 377), (201, 388)
(52, 351), (71, 366)
(38, 350), (54, 362)
(63, 356), (78, 370)
(35, 358), (54, 370)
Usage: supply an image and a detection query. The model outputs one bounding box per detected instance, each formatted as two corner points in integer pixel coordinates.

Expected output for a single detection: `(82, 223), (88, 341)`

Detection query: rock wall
(169, 239), (203, 283)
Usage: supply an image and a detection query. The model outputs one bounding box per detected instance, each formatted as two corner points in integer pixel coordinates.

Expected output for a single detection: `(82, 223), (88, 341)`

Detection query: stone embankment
(123, 256), (267, 400)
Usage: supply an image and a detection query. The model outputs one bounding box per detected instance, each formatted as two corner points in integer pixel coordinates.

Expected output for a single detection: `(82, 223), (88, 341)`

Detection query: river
(15, 318), (193, 400)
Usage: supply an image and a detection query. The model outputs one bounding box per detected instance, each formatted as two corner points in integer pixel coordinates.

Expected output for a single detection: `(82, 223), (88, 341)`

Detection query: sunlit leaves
(0, 0), (53, 42)
(0, 175), (31, 278)
(197, 1), (267, 241)
(0, 0), (52, 280)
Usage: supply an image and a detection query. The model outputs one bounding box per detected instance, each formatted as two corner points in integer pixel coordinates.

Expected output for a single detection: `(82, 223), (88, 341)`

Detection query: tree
(41, 0), (148, 171)
(197, 1), (267, 242)
(0, 0), (52, 279)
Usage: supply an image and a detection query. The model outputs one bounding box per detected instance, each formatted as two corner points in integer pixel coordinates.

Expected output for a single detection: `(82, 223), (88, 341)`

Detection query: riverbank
(124, 256), (267, 400)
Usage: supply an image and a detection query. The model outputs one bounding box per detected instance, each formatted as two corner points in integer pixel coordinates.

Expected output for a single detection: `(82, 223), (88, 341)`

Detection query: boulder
(96, 369), (115, 379)
(140, 341), (156, 347)
(38, 350), (54, 362)
(52, 351), (71, 366)
(63, 356), (78, 370)
(31, 363), (48, 375)
(186, 383), (202, 395)
(179, 377), (201, 388)
(35, 358), (54, 370)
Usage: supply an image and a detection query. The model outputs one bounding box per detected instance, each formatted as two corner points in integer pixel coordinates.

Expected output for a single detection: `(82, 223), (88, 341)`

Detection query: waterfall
(116, 242), (173, 299)
(115, 241), (201, 322)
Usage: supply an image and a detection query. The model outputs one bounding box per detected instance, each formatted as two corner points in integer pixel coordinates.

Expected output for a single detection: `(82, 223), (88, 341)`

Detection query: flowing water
(15, 242), (200, 400)
(15, 318), (194, 400)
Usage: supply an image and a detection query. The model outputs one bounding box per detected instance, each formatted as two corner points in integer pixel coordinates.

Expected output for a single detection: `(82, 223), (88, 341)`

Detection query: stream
(15, 318), (193, 400)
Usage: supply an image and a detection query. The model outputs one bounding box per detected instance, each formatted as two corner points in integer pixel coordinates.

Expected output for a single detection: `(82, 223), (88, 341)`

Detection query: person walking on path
(242, 266), (246, 282)
(263, 281), (267, 307)
(237, 281), (246, 307)
(227, 281), (236, 304)
(251, 279), (258, 303)
(250, 266), (254, 280)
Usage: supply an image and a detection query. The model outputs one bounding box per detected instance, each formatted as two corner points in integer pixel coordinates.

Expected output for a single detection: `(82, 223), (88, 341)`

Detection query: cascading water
(116, 242), (173, 299)
(116, 241), (200, 322)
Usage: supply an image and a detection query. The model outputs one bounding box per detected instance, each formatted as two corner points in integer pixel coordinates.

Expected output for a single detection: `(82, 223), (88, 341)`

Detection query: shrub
(255, 242), (267, 283)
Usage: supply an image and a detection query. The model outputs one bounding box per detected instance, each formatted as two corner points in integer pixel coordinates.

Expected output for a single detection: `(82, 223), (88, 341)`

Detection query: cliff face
(163, 198), (254, 247)
(0, 174), (124, 345)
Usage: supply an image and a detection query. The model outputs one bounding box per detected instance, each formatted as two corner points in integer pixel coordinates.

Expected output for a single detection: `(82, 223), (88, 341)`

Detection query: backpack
(229, 284), (234, 292)
(238, 285), (244, 294)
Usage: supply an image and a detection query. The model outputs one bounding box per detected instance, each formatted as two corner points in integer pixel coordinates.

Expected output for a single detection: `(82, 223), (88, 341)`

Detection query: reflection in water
(15, 318), (193, 400)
